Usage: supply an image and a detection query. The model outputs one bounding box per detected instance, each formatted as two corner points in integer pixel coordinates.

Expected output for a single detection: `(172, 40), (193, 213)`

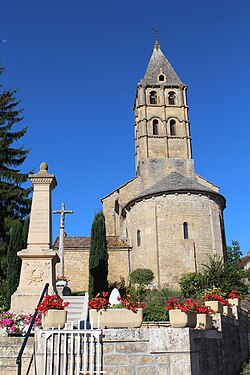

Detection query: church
(56, 41), (227, 291)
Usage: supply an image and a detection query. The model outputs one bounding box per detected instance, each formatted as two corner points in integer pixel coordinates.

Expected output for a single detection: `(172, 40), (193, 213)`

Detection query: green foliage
(179, 272), (207, 299)
(227, 240), (242, 266)
(0, 67), (31, 307)
(179, 242), (249, 299)
(88, 212), (108, 298)
(6, 220), (23, 300)
(129, 268), (154, 288)
(143, 288), (181, 322)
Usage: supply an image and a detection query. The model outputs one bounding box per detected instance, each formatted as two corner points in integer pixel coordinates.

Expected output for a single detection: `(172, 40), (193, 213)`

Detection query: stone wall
(101, 309), (249, 375)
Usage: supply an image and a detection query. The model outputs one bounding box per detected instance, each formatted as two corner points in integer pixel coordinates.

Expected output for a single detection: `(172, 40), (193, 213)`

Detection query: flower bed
(0, 311), (41, 335)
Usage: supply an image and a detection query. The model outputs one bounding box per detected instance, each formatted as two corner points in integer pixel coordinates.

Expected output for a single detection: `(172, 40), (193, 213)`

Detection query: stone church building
(55, 41), (227, 292)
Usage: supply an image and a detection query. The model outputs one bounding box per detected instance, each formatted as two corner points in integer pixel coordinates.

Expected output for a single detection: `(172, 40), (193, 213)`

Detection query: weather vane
(153, 28), (159, 44)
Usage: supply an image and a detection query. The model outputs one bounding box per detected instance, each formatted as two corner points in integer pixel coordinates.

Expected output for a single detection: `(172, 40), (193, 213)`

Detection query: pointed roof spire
(142, 40), (183, 86)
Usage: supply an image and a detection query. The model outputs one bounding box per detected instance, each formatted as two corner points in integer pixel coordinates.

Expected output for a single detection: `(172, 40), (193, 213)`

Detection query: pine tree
(88, 212), (108, 298)
(0, 67), (31, 280)
(6, 220), (23, 300)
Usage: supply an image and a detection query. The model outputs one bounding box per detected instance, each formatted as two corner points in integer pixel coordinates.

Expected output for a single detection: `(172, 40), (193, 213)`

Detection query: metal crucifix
(53, 202), (73, 276)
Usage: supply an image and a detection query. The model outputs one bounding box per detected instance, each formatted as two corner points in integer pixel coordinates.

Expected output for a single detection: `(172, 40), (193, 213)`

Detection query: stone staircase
(64, 295), (88, 323)
(0, 336), (34, 375)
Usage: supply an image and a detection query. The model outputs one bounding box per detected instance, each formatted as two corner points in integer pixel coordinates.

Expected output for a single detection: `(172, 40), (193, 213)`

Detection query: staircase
(64, 295), (88, 323)
(0, 336), (34, 375)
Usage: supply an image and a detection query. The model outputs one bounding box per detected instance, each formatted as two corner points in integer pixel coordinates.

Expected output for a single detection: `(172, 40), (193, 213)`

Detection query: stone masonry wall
(101, 309), (249, 375)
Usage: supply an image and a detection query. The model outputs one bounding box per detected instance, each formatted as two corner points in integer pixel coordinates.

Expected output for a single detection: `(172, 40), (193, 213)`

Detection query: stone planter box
(205, 301), (223, 314)
(89, 308), (143, 329)
(228, 298), (240, 307)
(42, 309), (67, 329)
(196, 313), (213, 330)
(169, 310), (196, 328)
(223, 305), (234, 318)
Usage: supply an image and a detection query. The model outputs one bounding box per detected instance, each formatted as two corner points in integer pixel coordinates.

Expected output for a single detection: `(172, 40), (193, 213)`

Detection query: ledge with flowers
(166, 289), (241, 329)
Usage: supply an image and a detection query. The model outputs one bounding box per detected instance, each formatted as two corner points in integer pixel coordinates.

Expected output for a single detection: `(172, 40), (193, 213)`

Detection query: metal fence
(38, 328), (103, 375)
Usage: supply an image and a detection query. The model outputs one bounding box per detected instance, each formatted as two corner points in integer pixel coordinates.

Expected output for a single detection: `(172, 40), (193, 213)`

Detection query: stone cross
(53, 203), (73, 276)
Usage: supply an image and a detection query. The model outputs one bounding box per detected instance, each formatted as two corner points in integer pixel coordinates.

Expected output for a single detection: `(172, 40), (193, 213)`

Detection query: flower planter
(205, 301), (223, 314)
(56, 280), (68, 287)
(42, 309), (67, 329)
(196, 314), (213, 330)
(223, 305), (234, 318)
(169, 310), (196, 328)
(228, 298), (240, 307)
(89, 308), (143, 329)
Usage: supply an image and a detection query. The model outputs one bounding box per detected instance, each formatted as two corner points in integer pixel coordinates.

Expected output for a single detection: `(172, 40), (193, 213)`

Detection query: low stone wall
(34, 307), (249, 375)
(102, 308), (249, 375)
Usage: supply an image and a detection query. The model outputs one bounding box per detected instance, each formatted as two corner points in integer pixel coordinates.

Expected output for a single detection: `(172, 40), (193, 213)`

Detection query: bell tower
(134, 41), (192, 174)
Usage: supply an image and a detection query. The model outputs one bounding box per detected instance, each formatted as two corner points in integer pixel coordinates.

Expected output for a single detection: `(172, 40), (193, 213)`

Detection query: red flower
(37, 295), (69, 314)
(203, 291), (229, 306)
(88, 292), (145, 312)
(228, 290), (241, 299)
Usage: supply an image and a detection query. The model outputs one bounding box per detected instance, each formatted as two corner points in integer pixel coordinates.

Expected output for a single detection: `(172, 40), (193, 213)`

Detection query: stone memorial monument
(11, 162), (60, 313)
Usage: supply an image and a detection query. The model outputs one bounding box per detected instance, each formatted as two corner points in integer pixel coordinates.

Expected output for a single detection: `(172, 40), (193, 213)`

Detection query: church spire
(142, 42), (183, 86)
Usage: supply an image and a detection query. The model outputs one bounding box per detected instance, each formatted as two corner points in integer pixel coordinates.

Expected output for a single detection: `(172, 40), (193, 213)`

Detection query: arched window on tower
(170, 120), (176, 136)
(153, 119), (159, 135)
(137, 230), (141, 246)
(183, 222), (188, 239)
(149, 91), (157, 104)
(168, 91), (176, 105)
(158, 74), (165, 82)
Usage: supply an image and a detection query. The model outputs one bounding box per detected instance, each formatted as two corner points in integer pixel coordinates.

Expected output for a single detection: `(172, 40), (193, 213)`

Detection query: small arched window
(114, 199), (119, 214)
(170, 120), (176, 136)
(153, 119), (158, 135)
(183, 222), (188, 239)
(149, 91), (157, 104)
(168, 91), (176, 105)
(137, 230), (141, 247)
(158, 74), (165, 82)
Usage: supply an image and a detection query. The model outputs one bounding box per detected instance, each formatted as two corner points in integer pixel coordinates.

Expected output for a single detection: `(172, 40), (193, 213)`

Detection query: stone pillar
(11, 162), (60, 313)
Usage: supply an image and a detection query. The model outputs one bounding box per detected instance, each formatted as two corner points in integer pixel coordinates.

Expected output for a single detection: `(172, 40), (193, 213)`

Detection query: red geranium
(88, 292), (110, 311)
(117, 294), (146, 312)
(88, 292), (145, 313)
(166, 298), (214, 315)
(37, 295), (69, 314)
(203, 290), (229, 306)
(228, 290), (241, 299)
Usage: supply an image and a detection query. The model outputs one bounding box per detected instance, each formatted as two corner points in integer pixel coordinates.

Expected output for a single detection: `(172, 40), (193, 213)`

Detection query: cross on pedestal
(53, 202), (73, 276)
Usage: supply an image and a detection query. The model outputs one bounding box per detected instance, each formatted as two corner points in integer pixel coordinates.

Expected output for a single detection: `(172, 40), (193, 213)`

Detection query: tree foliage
(129, 268), (154, 288)
(0, 66), (31, 304)
(88, 212), (108, 298)
(179, 241), (249, 298)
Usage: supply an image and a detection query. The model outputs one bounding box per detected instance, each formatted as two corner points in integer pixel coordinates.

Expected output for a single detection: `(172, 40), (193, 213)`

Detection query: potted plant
(194, 301), (214, 330)
(37, 295), (69, 329)
(56, 275), (70, 287)
(227, 290), (241, 307)
(204, 290), (232, 316)
(166, 298), (197, 328)
(88, 291), (145, 329)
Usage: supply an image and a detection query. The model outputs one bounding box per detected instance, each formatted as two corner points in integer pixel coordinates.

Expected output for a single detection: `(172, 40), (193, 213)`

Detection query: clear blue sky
(1, 1), (250, 254)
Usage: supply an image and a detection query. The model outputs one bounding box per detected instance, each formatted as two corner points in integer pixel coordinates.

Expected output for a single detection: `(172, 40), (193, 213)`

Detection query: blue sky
(1, 1), (250, 254)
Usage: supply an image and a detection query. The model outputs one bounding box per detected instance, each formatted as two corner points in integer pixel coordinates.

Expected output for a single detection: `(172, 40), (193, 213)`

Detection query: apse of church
(102, 41), (226, 289)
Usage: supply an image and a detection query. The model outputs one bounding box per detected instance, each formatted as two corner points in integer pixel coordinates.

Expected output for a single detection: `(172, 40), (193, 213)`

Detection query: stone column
(11, 162), (60, 313)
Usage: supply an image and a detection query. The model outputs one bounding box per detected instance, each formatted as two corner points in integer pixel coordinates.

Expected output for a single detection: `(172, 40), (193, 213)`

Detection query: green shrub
(129, 268), (154, 288)
(143, 288), (181, 322)
(179, 272), (207, 299)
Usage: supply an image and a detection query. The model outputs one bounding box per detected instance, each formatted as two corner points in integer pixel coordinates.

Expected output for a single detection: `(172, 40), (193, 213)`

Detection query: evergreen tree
(6, 220), (23, 301)
(0, 67), (31, 280)
(88, 212), (108, 298)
